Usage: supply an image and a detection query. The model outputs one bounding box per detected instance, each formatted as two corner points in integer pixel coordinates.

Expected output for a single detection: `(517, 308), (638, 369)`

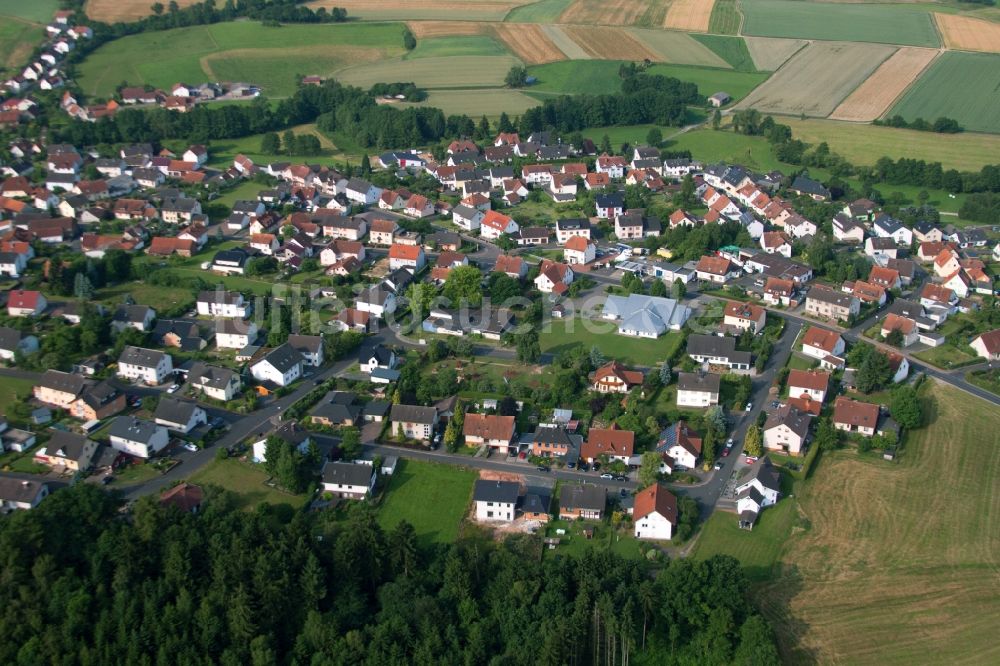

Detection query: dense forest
(0, 485), (780, 665)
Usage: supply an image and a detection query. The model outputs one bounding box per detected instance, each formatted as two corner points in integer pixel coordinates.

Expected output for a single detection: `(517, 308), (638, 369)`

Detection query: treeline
(368, 81), (427, 102)
(874, 114), (963, 134)
(730, 108), (1000, 196)
(0, 484), (781, 665)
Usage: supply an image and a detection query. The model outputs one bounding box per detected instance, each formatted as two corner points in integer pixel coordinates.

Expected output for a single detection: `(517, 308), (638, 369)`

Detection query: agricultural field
(399, 88), (540, 117)
(559, 25), (659, 61)
(336, 54), (518, 88)
(0, 0), (58, 22)
(376, 459), (477, 548)
(541, 25), (592, 59)
(405, 21), (485, 39)
(559, 0), (668, 26)
(663, 0), (714, 32)
(756, 383), (1000, 664)
(628, 28), (731, 67)
(648, 64), (768, 101)
(935, 13), (1000, 53)
(306, 0), (523, 21)
(503, 0), (574, 22)
(691, 34), (757, 71)
(741, 0), (940, 47)
(829, 47), (938, 122)
(493, 23), (567, 64)
(743, 36), (806, 71)
(0, 17), (42, 71)
(76, 22), (407, 98)
(737, 41), (895, 117)
(404, 35), (508, 59)
(708, 0), (741, 35)
(85, 0), (200, 22)
(889, 51), (1000, 134)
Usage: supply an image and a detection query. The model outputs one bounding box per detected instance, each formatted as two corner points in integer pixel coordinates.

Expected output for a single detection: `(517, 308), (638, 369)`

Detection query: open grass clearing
(306, 0), (523, 21)
(743, 35), (806, 71)
(664, 0), (714, 31)
(0, 377), (37, 416)
(376, 459), (477, 548)
(935, 12), (1000, 53)
(737, 41), (895, 117)
(404, 35), (509, 59)
(396, 87), (539, 117)
(628, 28), (731, 67)
(504, 0), (574, 22)
(539, 316), (684, 365)
(647, 63), (769, 101)
(188, 458), (309, 511)
(0, 0), (59, 22)
(98, 282), (195, 314)
(526, 60), (630, 94)
(829, 46), (939, 122)
(781, 118), (1000, 171)
(336, 54), (519, 88)
(889, 50), (1000, 134)
(691, 34), (756, 72)
(741, 0), (941, 47)
(493, 23), (566, 64)
(708, 0), (741, 35)
(0, 17), (43, 71)
(912, 344), (980, 370)
(85, 0), (200, 22)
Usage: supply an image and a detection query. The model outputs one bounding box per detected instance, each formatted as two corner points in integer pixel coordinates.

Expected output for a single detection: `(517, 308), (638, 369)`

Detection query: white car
(182, 443), (198, 452)
(744, 402), (752, 412)
(167, 384), (180, 394)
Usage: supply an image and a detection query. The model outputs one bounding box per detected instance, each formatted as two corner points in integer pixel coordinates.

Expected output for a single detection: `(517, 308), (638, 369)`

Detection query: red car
(722, 448), (730, 457)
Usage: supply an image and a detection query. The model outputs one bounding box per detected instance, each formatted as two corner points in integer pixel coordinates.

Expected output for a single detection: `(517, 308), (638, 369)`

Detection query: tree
(339, 428), (362, 461)
(486, 272), (520, 303)
(442, 265), (483, 306)
(260, 132), (280, 154)
(645, 128), (662, 147)
(743, 425), (763, 458)
(505, 65), (527, 88)
(444, 408), (463, 452)
(649, 279), (667, 297)
(659, 363), (672, 386)
(885, 328), (904, 347)
(890, 385), (923, 430)
(402, 28), (416, 50)
(702, 428), (716, 469)
(706, 405), (727, 437)
(600, 134), (612, 154)
(516, 331), (540, 363)
(638, 451), (661, 487)
(734, 615), (781, 666)
(495, 233), (515, 251)
(589, 345), (605, 370)
(671, 278), (687, 300)
(359, 153), (372, 176)
(73, 273), (94, 299)
(282, 129), (296, 156)
(712, 109), (722, 130)
(151, 2), (164, 15)
(857, 348), (892, 393)
(814, 416), (840, 451)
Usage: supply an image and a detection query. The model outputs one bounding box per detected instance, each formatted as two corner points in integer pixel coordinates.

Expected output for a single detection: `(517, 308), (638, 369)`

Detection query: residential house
(69, 381), (125, 421)
(345, 178), (381, 205)
(787, 369), (830, 403)
(555, 218), (590, 243)
(33, 431), (97, 471)
(494, 254), (527, 280)
(764, 405), (812, 456)
(0, 326), (38, 362)
(912, 221), (943, 244)
(480, 210), (519, 240)
(388, 243), (425, 271)
(452, 204), (485, 231)
(287, 334), (324, 367)
(723, 301), (766, 333)
(534, 259), (574, 295)
(463, 414), (516, 454)
(310, 391), (362, 427)
(832, 214), (866, 244)
(581, 427), (634, 464)
(6, 290), (46, 317)
(188, 362), (242, 401)
(33, 369), (86, 408)
(845, 279), (887, 307)
(358, 344), (396, 374)
(596, 154), (626, 178)
(591, 360), (644, 393)
(657, 421), (702, 469)
(117, 346), (173, 385)
(196, 290), (249, 318)
(633, 484), (678, 540)
(470, 480), (518, 522)
(111, 304), (155, 333)
(211, 248), (249, 274)
(881, 313), (919, 347)
(250, 344), (302, 387)
(595, 193), (624, 219)
(735, 457), (781, 529)
(763, 277), (795, 306)
(558, 484), (605, 520)
(153, 318), (210, 351)
(760, 231), (792, 258)
(251, 420), (312, 463)
(676, 372), (721, 407)
(153, 397), (207, 434)
(686, 335), (751, 371)
(602, 293), (691, 338)
(695, 255), (739, 284)
(389, 404), (438, 442)
(321, 462), (376, 500)
(355, 284), (397, 319)
(563, 236), (595, 265)
(805, 286), (859, 322)
(531, 425), (578, 460)
(0, 475), (49, 511)
(214, 319), (257, 350)
(790, 175), (830, 201)
(833, 397), (879, 437)
(801, 326), (845, 361)
(971, 329), (1000, 361)
(869, 265), (901, 291)
(865, 236), (898, 260)
(108, 416), (169, 458)
(873, 214), (913, 246)
(369, 217), (398, 245)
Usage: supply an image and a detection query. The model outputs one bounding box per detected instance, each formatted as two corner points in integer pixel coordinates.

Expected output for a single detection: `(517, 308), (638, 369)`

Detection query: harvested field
(493, 23), (566, 64)
(743, 36), (806, 71)
(664, 0), (714, 32)
(336, 55), (519, 88)
(738, 41), (895, 117)
(830, 47), (938, 121)
(541, 25), (591, 59)
(629, 28), (730, 67)
(935, 13), (1000, 53)
(306, 0), (522, 21)
(558, 0), (660, 26)
(504, 0), (574, 22)
(86, 0), (201, 22)
(406, 21), (487, 39)
(560, 25), (659, 61)
(890, 50), (1000, 134)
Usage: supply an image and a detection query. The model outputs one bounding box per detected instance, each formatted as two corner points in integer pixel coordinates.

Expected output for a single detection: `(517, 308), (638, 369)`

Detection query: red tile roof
(633, 483), (677, 524)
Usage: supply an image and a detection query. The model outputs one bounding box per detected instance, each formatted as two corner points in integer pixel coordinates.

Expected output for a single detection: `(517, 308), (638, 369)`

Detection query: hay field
(0, 18), (43, 71)
(336, 54), (519, 88)
(663, 0), (714, 31)
(559, 25), (659, 60)
(781, 118), (1000, 171)
(405, 36), (508, 58)
(541, 25), (591, 59)
(86, 0), (201, 22)
(757, 382), (1000, 664)
(559, 0), (664, 26)
(935, 13), (1000, 53)
(629, 28), (731, 67)
(0, 0), (58, 23)
(504, 0), (574, 22)
(738, 41), (895, 117)
(406, 21), (487, 38)
(306, 0), (523, 21)
(493, 23), (566, 64)
(744, 36), (807, 71)
(830, 47), (938, 121)
(741, 0), (940, 47)
(398, 88), (539, 116)
(890, 50), (1000, 134)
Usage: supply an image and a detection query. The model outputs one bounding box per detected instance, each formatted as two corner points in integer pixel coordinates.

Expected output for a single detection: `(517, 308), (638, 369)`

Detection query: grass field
(404, 35), (509, 59)
(0, 0), (59, 23)
(782, 118), (1000, 171)
(188, 458), (308, 510)
(741, 0), (941, 47)
(0, 377), (36, 416)
(708, 0), (742, 35)
(737, 41), (895, 117)
(628, 28), (731, 67)
(504, 0), (574, 22)
(648, 64), (769, 101)
(889, 51), (1000, 134)
(539, 317), (685, 365)
(690, 35), (757, 72)
(398, 88), (540, 117)
(306, 0), (523, 21)
(98, 282), (195, 313)
(743, 35), (806, 71)
(336, 54), (519, 88)
(692, 495), (798, 581)
(755, 382), (1000, 664)
(376, 459), (477, 548)
(0, 17), (42, 71)
(76, 22), (407, 98)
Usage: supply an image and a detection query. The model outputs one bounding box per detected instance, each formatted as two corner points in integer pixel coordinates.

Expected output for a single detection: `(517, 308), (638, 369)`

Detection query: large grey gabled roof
(108, 416), (161, 444)
(119, 346), (167, 369)
(154, 397), (201, 426)
(473, 479), (520, 504)
(254, 343), (302, 373)
(322, 461), (374, 487)
(602, 294), (691, 336)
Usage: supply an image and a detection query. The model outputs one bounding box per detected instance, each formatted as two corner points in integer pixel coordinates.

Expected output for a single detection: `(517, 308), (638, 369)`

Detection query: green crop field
(889, 51), (1000, 135)
(741, 0), (940, 47)
(628, 29), (731, 68)
(377, 459), (477, 548)
(504, 0), (573, 22)
(0, 0), (59, 23)
(399, 88), (539, 118)
(708, 0), (742, 35)
(405, 35), (509, 59)
(692, 34), (756, 72)
(336, 54), (519, 89)
(648, 64), (769, 101)
(0, 18), (42, 71)
(783, 118), (1000, 171)
(76, 22), (407, 98)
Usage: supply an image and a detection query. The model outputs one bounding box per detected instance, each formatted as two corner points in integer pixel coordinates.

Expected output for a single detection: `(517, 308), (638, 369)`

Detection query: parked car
(567, 461), (576, 469)
(536, 465), (550, 473)
(600, 473), (614, 479)
(745, 456), (758, 464)
(615, 475), (626, 482)
(211, 417), (226, 429)
(722, 447), (730, 457)
(101, 475), (114, 485)
(518, 451), (527, 459)
(744, 402), (752, 412)
(619, 488), (628, 497)
(726, 438), (734, 448)
(714, 461), (723, 471)
(183, 443), (198, 452)
(167, 384), (180, 394)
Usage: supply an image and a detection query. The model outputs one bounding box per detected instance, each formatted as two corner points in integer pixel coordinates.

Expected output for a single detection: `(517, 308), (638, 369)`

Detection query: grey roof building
(473, 479), (520, 504)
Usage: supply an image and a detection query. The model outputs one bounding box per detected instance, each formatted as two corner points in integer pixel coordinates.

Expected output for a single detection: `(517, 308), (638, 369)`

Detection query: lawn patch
(0, 0), (59, 22)
(539, 316), (685, 366)
(647, 63), (768, 101)
(0, 377), (37, 418)
(336, 54), (519, 88)
(692, 498), (798, 580)
(0, 18), (43, 71)
(188, 458), (308, 510)
(376, 459), (477, 547)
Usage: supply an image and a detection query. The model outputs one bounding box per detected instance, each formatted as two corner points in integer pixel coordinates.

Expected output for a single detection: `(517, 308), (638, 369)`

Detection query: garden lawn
(0, 377), (36, 415)
(539, 317), (684, 366)
(188, 458), (308, 510)
(912, 344), (979, 370)
(691, 497), (798, 581)
(98, 282), (196, 314)
(376, 459), (476, 548)
(543, 518), (646, 560)
(965, 368), (1000, 396)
